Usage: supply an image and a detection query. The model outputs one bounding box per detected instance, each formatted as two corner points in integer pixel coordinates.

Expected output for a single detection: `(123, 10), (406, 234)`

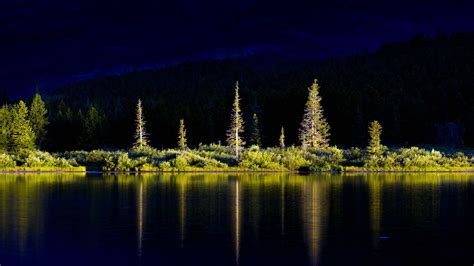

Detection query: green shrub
(343, 147), (364, 166)
(306, 146), (344, 171)
(22, 151), (75, 168)
(239, 148), (282, 170)
(0, 153), (16, 168)
(172, 154), (189, 170)
(278, 146), (308, 170)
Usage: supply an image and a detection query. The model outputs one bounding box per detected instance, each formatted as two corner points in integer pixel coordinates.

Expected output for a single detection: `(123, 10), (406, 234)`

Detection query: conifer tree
(249, 113), (262, 147)
(367, 120), (384, 157)
(57, 100), (73, 122)
(226, 81), (245, 159)
(79, 105), (105, 149)
(9, 100), (35, 152)
(299, 79), (330, 149)
(279, 127), (285, 148)
(0, 105), (13, 152)
(134, 99), (149, 149)
(177, 118), (187, 150)
(29, 92), (48, 148)
(51, 100), (75, 151)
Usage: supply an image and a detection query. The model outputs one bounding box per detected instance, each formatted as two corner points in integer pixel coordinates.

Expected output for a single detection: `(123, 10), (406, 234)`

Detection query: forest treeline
(1, 32), (473, 153)
(1, 77), (473, 172)
(15, 32), (468, 151)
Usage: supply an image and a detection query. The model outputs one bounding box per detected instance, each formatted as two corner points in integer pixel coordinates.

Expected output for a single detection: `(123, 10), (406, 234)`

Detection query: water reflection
(368, 176), (382, 248)
(302, 176), (330, 266)
(232, 179), (241, 264)
(0, 173), (473, 266)
(137, 178), (145, 257)
(0, 174), (86, 263)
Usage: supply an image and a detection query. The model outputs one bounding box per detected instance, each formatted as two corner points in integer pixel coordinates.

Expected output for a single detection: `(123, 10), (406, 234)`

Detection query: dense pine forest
(26, 32), (473, 151)
(0, 32), (474, 172)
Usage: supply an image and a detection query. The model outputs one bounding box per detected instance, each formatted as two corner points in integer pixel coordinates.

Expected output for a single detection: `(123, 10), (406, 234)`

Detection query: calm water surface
(0, 173), (473, 266)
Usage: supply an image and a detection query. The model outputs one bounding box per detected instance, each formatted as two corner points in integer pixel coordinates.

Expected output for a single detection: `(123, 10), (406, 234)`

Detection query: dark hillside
(45, 32), (474, 151)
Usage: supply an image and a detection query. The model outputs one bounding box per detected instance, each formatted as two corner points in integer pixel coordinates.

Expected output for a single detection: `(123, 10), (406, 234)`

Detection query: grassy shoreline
(3, 167), (474, 174)
(1, 145), (474, 174)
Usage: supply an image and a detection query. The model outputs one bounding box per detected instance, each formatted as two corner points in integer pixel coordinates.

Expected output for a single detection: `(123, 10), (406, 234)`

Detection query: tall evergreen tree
(9, 100), (35, 152)
(367, 120), (384, 157)
(249, 113), (262, 147)
(29, 92), (48, 148)
(0, 105), (13, 152)
(299, 79), (330, 149)
(279, 127), (285, 148)
(134, 99), (149, 149)
(226, 81), (245, 159)
(57, 100), (73, 122)
(79, 105), (105, 149)
(49, 100), (76, 151)
(177, 118), (187, 150)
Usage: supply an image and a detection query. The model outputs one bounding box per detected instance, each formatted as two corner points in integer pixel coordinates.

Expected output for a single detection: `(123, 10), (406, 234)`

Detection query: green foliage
(361, 147), (474, 170)
(305, 146), (344, 171)
(226, 81), (245, 159)
(367, 120), (385, 158)
(279, 127), (285, 148)
(177, 118), (187, 150)
(18, 150), (75, 168)
(171, 151), (228, 170)
(299, 79), (330, 149)
(29, 93), (48, 148)
(79, 105), (107, 149)
(3, 145), (472, 172)
(239, 146), (282, 170)
(343, 147), (364, 166)
(0, 153), (16, 168)
(9, 101), (36, 152)
(278, 146), (309, 170)
(172, 154), (189, 170)
(0, 105), (13, 152)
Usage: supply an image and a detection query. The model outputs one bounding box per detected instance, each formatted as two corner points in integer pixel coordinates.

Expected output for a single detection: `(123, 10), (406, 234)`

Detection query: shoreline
(2, 168), (474, 174)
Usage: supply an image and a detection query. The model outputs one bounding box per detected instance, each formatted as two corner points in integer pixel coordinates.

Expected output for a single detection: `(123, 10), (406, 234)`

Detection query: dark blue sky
(1, 0), (474, 97)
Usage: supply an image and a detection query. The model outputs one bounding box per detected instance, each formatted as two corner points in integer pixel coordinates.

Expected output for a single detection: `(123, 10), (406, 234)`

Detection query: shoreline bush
(1, 145), (473, 173)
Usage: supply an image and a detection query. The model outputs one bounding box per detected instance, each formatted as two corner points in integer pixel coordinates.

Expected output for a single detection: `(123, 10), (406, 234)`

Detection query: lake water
(0, 173), (473, 266)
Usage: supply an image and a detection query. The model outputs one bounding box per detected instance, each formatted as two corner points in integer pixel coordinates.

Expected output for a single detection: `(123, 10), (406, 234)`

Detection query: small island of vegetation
(1, 79), (473, 173)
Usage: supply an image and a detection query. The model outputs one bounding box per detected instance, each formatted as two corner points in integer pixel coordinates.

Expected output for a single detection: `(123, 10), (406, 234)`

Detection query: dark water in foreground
(0, 174), (473, 266)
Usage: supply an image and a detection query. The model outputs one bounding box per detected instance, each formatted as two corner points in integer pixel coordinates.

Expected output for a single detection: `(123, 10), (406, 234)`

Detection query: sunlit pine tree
(299, 79), (330, 149)
(9, 100), (35, 152)
(134, 99), (149, 149)
(279, 127), (285, 148)
(177, 118), (187, 150)
(0, 105), (13, 152)
(367, 120), (384, 157)
(29, 92), (48, 148)
(227, 81), (245, 159)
